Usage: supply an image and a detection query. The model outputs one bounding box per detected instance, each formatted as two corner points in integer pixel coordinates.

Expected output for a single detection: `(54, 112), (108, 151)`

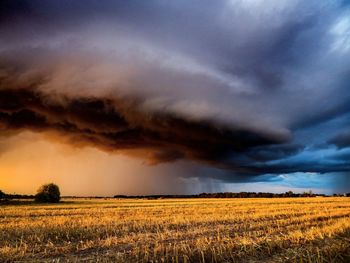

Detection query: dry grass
(0, 197), (349, 262)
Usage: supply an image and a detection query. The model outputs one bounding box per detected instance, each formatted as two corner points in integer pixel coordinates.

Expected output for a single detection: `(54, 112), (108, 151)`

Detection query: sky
(0, 0), (350, 196)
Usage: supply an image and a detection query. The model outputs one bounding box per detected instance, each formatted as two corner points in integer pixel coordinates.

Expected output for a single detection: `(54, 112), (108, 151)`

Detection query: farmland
(0, 197), (349, 262)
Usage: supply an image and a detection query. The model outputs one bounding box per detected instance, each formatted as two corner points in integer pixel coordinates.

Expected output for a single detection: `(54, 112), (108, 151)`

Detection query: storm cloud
(0, 0), (350, 193)
(0, 87), (284, 168)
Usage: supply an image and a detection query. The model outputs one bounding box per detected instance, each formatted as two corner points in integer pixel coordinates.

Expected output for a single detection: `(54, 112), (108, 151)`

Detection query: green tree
(35, 183), (61, 203)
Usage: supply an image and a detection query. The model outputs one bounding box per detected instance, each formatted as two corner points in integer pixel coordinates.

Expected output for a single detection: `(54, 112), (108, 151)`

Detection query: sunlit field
(1, 197), (349, 262)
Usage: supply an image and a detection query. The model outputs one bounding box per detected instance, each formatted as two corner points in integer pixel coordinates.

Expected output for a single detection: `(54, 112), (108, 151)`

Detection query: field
(0, 197), (349, 262)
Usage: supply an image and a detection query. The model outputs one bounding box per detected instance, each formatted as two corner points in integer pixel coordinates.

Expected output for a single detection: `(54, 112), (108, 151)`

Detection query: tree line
(1, 188), (349, 202)
(114, 191), (350, 199)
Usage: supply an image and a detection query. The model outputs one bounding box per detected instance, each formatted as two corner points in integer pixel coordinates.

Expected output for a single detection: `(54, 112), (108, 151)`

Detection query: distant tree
(35, 183), (61, 203)
(0, 190), (5, 200)
(308, 190), (314, 196)
(239, 192), (248, 198)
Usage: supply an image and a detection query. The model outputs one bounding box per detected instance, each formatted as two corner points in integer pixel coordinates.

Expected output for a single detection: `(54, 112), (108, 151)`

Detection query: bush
(0, 190), (5, 200)
(35, 183), (60, 203)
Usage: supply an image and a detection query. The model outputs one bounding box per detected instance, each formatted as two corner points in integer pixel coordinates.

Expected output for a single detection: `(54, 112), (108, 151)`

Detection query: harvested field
(0, 197), (349, 262)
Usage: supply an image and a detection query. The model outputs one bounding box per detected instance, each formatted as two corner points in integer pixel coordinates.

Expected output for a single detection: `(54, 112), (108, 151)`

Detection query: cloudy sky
(0, 0), (349, 195)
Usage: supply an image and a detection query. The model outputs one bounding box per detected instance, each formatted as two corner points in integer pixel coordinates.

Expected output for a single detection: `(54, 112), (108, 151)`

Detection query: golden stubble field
(0, 197), (349, 262)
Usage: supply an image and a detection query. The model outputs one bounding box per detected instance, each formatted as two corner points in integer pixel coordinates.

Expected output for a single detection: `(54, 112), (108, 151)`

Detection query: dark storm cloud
(329, 131), (350, 149)
(0, 87), (285, 167)
(0, 0), (350, 191)
(245, 144), (304, 162)
(330, 151), (350, 162)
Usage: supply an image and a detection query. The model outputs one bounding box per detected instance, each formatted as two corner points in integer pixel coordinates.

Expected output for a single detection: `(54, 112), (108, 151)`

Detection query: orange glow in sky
(0, 132), (191, 196)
